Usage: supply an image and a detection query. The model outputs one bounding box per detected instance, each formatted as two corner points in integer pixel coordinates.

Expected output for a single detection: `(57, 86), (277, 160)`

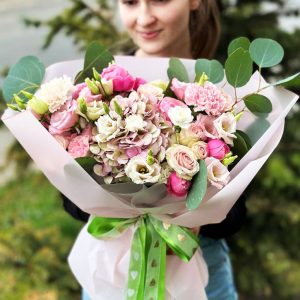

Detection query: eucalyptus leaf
(75, 42), (114, 84)
(167, 58), (189, 83)
(75, 157), (97, 174)
(249, 38), (284, 68)
(232, 130), (251, 160)
(3, 56), (45, 103)
(228, 37), (251, 56)
(195, 59), (224, 83)
(244, 94), (272, 114)
(225, 48), (253, 87)
(271, 72), (300, 87)
(186, 160), (207, 210)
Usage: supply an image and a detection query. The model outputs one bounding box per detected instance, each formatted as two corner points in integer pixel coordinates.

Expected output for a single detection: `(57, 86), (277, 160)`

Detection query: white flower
(166, 144), (199, 180)
(205, 157), (230, 189)
(138, 83), (164, 99)
(95, 113), (122, 143)
(125, 156), (161, 184)
(214, 112), (236, 146)
(125, 115), (147, 132)
(168, 106), (193, 128)
(35, 76), (75, 113)
(86, 102), (106, 121)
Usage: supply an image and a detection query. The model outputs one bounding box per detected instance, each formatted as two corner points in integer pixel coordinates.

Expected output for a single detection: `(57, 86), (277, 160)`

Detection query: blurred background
(0, 0), (299, 299)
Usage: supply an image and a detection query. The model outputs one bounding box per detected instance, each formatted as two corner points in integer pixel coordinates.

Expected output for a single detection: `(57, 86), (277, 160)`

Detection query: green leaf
(228, 37), (251, 56)
(167, 58), (189, 83)
(75, 157), (97, 174)
(225, 48), (253, 87)
(244, 94), (272, 114)
(3, 56), (45, 103)
(232, 130), (251, 160)
(186, 160), (207, 210)
(75, 42), (114, 84)
(195, 59), (224, 83)
(271, 72), (300, 87)
(249, 38), (284, 68)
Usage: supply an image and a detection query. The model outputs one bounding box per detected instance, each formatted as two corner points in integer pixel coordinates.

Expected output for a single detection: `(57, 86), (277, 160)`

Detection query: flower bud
(27, 97), (49, 115)
(13, 94), (26, 109)
(85, 78), (100, 95)
(150, 80), (168, 92)
(198, 72), (209, 86)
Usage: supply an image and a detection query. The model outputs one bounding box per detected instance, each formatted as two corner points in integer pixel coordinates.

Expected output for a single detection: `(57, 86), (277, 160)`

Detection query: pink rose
(133, 77), (147, 90)
(207, 139), (230, 160)
(167, 171), (191, 197)
(67, 125), (93, 158)
(171, 78), (188, 100)
(101, 65), (135, 92)
(158, 97), (187, 121)
(49, 100), (79, 135)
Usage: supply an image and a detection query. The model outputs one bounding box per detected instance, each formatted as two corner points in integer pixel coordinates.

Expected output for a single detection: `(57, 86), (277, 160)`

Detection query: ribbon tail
(144, 219), (166, 300)
(126, 218), (147, 300)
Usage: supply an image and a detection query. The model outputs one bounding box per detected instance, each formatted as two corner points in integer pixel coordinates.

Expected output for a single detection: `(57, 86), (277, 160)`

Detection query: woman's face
(118, 0), (200, 58)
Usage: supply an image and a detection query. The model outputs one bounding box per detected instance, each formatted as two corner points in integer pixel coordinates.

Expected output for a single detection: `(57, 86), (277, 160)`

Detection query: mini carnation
(35, 76), (75, 113)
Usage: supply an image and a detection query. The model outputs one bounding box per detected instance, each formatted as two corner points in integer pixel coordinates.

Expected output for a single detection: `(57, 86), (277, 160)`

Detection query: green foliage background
(0, 0), (299, 299)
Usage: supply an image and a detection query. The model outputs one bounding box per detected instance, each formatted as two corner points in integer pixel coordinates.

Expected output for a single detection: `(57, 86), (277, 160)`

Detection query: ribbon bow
(88, 215), (199, 300)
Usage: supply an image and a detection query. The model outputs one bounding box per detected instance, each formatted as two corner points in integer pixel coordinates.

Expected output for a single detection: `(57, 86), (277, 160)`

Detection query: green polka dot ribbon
(87, 215), (199, 300)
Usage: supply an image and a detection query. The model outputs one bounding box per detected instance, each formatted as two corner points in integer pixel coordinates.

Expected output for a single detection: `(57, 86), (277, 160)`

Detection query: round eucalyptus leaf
(167, 58), (189, 83)
(244, 94), (272, 114)
(228, 37), (251, 56)
(225, 48), (253, 87)
(3, 56), (45, 103)
(249, 38), (284, 68)
(195, 59), (224, 83)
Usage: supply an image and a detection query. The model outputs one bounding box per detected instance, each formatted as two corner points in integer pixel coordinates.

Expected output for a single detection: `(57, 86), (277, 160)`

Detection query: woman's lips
(138, 30), (162, 40)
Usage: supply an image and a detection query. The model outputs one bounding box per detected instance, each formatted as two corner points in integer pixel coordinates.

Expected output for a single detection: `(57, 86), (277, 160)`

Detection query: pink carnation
(101, 64), (135, 92)
(68, 125), (93, 158)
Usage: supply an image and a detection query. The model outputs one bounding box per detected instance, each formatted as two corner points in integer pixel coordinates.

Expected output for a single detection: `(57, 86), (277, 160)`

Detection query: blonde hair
(189, 0), (221, 59)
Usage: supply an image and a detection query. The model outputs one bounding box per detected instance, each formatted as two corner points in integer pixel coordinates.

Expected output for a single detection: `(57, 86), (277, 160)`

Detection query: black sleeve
(199, 194), (247, 239)
(61, 193), (90, 223)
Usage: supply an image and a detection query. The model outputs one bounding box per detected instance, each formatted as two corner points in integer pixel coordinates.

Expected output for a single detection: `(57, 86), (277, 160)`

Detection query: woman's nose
(136, 4), (156, 27)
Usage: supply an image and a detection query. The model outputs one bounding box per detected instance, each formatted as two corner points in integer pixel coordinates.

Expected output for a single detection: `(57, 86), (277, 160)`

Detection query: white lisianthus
(95, 114), (122, 143)
(166, 144), (199, 180)
(99, 78), (113, 96)
(86, 102), (106, 121)
(125, 156), (161, 184)
(205, 157), (230, 189)
(125, 115), (147, 132)
(214, 112), (236, 146)
(35, 76), (75, 113)
(138, 83), (164, 99)
(168, 106), (193, 128)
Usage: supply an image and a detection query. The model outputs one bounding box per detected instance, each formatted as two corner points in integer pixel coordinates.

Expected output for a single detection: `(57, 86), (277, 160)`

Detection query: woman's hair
(189, 0), (221, 59)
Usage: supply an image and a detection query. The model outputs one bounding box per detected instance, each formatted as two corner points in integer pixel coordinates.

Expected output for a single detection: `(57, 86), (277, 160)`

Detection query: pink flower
(184, 82), (228, 116)
(126, 147), (142, 158)
(133, 77), (147, 90)
(158, 97), (187, 121)
(189, 114), (219, 141)
(167, 172), (191, 197)
(78, 86), (102, 103)
(67, 125), (93, 158)
(49, 100), (79, 135)
(101, 64), (135, 92)
(206, 139), (230, 160)
(171, 78), (188, 100)
(205, 157), (230, 189)
(72, 83), (87, 99)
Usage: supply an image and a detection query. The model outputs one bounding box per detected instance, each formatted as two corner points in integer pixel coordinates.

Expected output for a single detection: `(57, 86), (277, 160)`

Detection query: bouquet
(1, 37), (299, 300)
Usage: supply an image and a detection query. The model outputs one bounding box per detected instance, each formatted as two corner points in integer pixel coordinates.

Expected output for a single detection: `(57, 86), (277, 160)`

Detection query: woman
(66, 0), (246, 299)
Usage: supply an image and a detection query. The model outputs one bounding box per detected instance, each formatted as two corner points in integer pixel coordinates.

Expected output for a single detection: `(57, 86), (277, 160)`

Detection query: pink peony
(206, 139), (230, 160)
(167, 172), (191, 197)
(133, 77), (147, 90)
(171, 78), (188, 100)
(158, 97), (187, 121)
(49, 100), (79, 135)
(101, 64), (135, 92)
